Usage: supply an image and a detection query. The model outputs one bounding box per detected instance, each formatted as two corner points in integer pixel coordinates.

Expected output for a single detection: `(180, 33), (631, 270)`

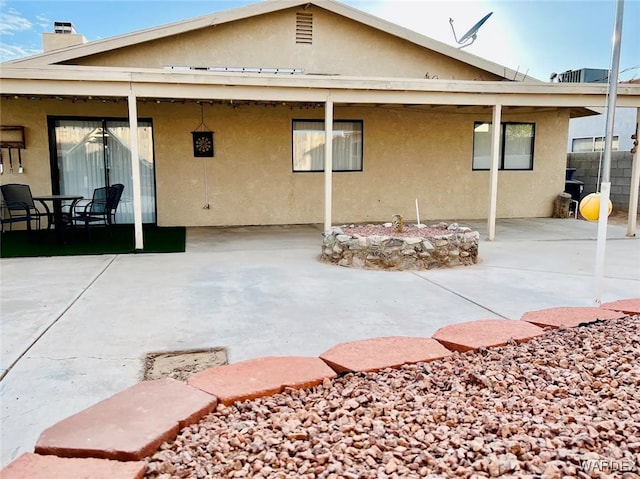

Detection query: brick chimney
(42, 22), (87, 52)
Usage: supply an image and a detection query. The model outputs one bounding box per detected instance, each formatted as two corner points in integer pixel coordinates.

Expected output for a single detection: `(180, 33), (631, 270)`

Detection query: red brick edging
(0, 454), (146, 479)
(320, 336), (451, 373)
(600, 298), (640, 315)
(431, 318), (544, 352)
(1, 297), (637, 478)
(187, 356), (336, 405)
(521, 306), (626, 329)
(34, 379), (216, 461)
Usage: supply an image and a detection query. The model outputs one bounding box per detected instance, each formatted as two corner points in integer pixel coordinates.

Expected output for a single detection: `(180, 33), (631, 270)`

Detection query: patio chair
(70, 184), (124, 238)
(0, 183), (49, 233)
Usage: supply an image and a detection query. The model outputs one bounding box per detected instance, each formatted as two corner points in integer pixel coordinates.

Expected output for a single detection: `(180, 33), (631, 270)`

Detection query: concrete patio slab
(1, 218), (638, 468)
(0, 255), (116, 377)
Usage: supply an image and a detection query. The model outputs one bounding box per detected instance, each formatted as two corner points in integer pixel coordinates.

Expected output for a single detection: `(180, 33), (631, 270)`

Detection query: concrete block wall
(567, 151), (638, 212)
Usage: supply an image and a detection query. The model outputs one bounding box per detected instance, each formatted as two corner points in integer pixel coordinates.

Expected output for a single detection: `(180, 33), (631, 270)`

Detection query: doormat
(0, 224), (186, 258)
(143, 347), (228, 381)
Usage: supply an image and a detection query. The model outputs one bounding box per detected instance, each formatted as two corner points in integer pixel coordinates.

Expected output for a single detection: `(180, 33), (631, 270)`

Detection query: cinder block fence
(567, 151), (638, 212)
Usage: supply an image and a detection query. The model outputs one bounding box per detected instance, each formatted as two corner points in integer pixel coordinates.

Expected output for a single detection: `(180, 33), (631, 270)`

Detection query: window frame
(572, 137), (595, 153)
(291, 119), (364, 173)
(46, 115), (157, 224)
(572, 135), (619, 152)
(472, 121), (535, 171)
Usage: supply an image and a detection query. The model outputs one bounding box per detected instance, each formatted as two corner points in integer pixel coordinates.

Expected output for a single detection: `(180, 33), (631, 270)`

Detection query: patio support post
(127, 89), (144, 250)
(626, 107), (639, 237)
(324, 99), (334, 232)
(487, 102), (502, 241)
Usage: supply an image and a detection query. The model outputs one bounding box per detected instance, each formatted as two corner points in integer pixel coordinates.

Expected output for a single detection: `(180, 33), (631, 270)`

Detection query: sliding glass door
(50, 118), (156, 223)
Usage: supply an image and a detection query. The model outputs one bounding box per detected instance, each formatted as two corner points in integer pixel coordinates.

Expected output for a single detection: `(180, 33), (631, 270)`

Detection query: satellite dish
(449, 12), (493, 49)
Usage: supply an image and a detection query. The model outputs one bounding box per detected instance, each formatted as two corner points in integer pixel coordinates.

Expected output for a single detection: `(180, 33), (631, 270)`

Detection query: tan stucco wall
(0, 98), (129, 197)
(72, 6), (500, 81)
(42, 32), (87, 52)
(0, 97), (570, 227)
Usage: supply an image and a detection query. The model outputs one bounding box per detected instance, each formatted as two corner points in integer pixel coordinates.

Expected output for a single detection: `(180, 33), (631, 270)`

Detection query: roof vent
(296, 12), (313, 44)
(54, 21), (76, 34)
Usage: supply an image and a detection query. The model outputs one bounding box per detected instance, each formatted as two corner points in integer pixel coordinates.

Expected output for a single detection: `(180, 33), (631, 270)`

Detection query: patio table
(33, 195), (83, 243)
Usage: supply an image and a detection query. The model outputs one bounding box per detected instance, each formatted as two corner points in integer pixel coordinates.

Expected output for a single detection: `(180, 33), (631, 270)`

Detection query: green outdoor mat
(0, 224), (186, 258)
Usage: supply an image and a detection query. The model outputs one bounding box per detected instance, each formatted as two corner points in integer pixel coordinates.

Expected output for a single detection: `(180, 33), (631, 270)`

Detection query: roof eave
(2, 65), (638, 110)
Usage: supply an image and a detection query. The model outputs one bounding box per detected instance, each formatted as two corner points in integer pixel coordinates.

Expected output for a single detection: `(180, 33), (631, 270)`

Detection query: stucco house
(1, 0), (638, 246)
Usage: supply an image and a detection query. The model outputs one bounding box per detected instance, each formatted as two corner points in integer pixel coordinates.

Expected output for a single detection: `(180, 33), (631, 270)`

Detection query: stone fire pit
(321, 222), (479, 270)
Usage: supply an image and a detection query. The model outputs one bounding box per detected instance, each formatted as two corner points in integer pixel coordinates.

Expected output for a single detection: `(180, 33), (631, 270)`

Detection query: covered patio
(2, 64), (639, 248)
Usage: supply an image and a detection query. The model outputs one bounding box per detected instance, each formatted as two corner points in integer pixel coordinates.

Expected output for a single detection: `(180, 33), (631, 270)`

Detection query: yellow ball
(579, 193), (613, 222)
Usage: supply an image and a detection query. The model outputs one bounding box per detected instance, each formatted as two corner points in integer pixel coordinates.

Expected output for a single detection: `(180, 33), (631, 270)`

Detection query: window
(572, 136), (619, 152)
(49, 117), (156, 223)
(292, 120), (363, 172)
(572, 137), (594, 153)
(472, 122), (535, 170)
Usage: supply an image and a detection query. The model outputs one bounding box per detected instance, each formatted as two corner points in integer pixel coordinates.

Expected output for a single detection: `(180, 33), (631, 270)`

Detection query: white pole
(415, 198), (421, 226)
(594, 0), (624, 305)
(594, 182), (611, 303)
(324, 99), (334, 232)
(487, 102), (502, 241)
(627, 108), (639, 237)
(127, 89), (144, 250)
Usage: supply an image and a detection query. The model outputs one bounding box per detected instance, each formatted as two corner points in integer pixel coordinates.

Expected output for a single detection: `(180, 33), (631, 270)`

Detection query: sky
(0, 0), (638, 82)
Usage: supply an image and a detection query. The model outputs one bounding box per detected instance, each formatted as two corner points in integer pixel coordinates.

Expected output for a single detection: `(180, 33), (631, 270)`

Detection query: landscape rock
(320, 223), (479, 270)
(146, 316), (640, 479)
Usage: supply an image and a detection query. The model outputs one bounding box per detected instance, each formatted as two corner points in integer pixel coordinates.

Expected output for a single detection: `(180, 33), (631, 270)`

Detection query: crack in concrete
(410, 272), (510, 320)
(0, 256), (119, 383)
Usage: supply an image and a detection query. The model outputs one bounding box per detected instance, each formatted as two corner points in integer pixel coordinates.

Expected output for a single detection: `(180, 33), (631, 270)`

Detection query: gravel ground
(146, 316), (640, 479)
(337, 224), (454, 239)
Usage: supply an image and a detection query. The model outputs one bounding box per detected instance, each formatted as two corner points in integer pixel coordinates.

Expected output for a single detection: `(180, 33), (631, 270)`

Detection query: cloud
(0, 43), (41, 62)
(0, 4), (47, 62)
(36, 15), (52, 31)
(0, 7), (33, 36)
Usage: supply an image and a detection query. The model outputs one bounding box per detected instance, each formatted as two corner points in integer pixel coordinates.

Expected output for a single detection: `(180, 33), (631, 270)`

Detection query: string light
(1, 94), (324, 110)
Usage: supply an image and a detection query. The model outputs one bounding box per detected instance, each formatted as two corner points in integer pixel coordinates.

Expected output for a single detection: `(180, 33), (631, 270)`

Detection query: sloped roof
(6, 0), (534, 82)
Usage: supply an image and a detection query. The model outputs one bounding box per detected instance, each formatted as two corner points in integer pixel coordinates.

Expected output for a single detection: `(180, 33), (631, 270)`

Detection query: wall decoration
(0, 125), (26, 149)
(191, 104), (214, 157)
(0, 126), (26, 174)
(192, 131), (214, 157)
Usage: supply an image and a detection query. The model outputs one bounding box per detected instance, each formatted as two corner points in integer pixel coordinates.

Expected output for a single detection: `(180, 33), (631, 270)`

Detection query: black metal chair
(70, 184), (124, 237)
(0, 183), (49, 233)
